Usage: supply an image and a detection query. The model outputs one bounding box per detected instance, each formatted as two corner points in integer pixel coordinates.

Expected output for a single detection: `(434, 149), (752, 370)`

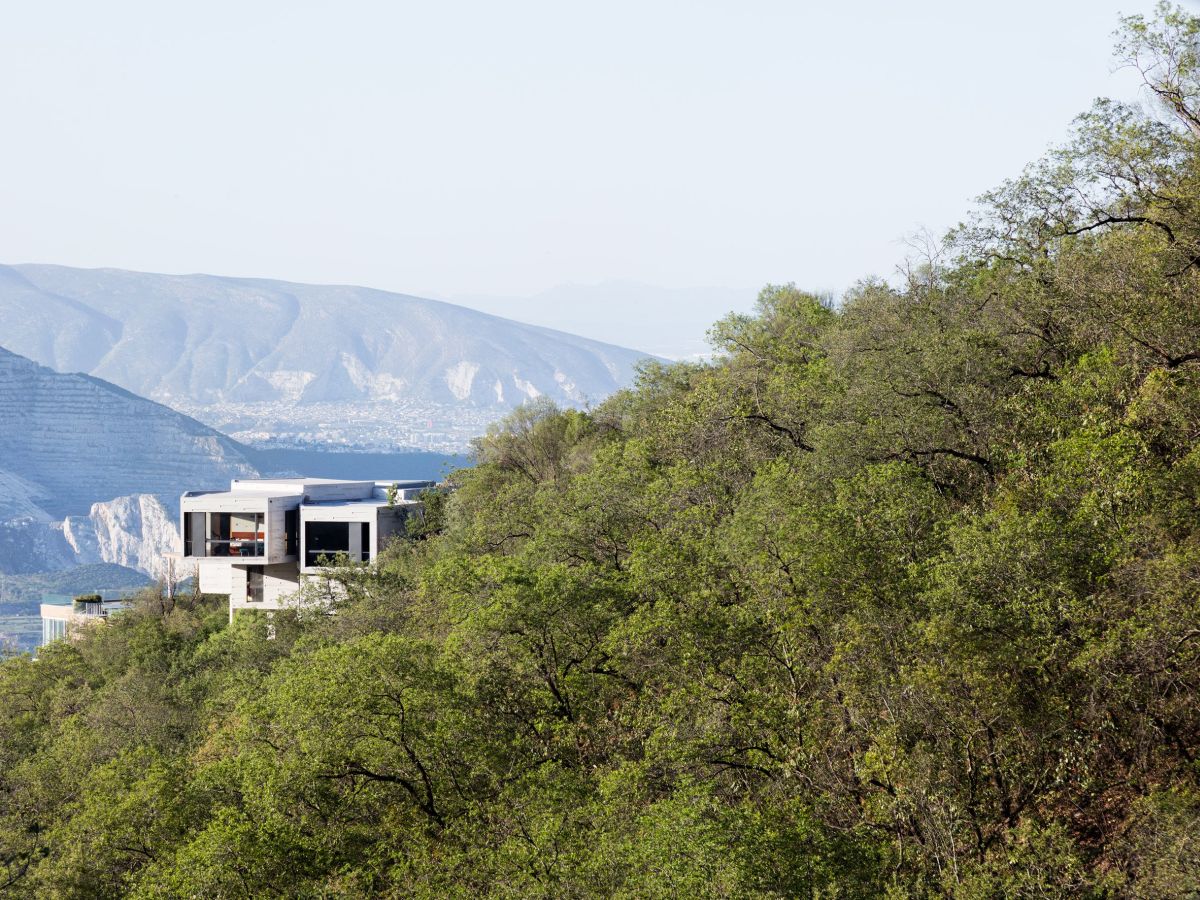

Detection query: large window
(285, 508), (299, 557)
(304, 521), (370, 567)
(42, 617), (68, 645)
(206, 512), (264, 558)
(183, 511), (203, 556)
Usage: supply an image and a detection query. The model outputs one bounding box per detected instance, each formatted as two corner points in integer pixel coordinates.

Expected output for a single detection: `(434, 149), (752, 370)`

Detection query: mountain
(0, 345), (260, 576)
(0, 345), (257, 520)
(0, 495), (179, 579)
(0, 265), (653, 413)
(62, 494), (181, 579)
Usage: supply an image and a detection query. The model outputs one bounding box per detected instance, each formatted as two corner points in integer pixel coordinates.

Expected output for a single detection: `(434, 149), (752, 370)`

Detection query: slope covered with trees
(3, 7), (1200, 897)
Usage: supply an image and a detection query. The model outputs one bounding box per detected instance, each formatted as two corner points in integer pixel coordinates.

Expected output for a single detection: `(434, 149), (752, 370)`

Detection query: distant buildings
(40, 594), (130, 644)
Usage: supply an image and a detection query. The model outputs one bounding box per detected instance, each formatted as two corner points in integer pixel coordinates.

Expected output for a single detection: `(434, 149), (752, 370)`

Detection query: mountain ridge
(0, 344), (260, 575)
(0, 264), (653, 414)
(0, 344), (257, 519)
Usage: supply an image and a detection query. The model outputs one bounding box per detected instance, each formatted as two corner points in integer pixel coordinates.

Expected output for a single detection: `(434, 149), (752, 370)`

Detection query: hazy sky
(0, 1), (1164, 316)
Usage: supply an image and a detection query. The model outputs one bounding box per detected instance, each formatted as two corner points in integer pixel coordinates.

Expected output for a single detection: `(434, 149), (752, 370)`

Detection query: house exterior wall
(263, 564), (300, 604)
(181, 494), (271, 515)
(265, 495), (301, 562)
(227, 563), (301, 619)
(376, 505), (416, 552)
(275, 481), (373, 503)
(229, 565), (248, 604)
(196, 559), (233, 594)
(181, 495), (270, 563)
(40, 602), (127, 645)
(299, 505), (375, 524)
(176, 479), (433, 621)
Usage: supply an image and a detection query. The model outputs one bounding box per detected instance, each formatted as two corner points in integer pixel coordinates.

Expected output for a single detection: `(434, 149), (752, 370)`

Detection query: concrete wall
(266, 495), (301, 562)
(229, 565), (247, 604)
(196, 559), (233, 594)
(181, 494), (270, 514)
(227, 563), (301, 618)
(299, 505), (375, 524)
(376, 504), (416, 553)
(263, 564), (300, 603)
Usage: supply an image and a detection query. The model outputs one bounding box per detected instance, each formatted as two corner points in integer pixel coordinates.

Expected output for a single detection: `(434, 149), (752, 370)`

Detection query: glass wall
(42, 617), (68, 646)
(304, 521), (370, 567)
(184, 511), (196, 556)
(246, 566), (264, 603)
(285, 508), (299, 557)
(205, 512), (264, 557)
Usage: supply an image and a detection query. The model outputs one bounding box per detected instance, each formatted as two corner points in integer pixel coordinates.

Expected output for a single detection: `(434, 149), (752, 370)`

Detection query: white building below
(41, 595), (130, 644)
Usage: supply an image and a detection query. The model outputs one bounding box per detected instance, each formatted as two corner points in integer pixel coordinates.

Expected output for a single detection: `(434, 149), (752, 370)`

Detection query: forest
(3, 6), (1200, 897)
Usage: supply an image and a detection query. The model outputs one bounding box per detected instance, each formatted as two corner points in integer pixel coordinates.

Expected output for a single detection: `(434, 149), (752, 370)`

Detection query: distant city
(175, 399), (498, 454)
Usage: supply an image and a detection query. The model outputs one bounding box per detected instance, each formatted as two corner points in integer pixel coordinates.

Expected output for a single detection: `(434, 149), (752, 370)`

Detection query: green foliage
(4, 6), (1200, 896)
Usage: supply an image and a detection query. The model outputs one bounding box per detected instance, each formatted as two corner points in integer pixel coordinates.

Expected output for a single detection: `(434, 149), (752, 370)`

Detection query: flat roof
(182, 488), (293, 501)
(183, 476), (435, 506)
(232, 477), (369, 486)
(300, 497), (421, 509)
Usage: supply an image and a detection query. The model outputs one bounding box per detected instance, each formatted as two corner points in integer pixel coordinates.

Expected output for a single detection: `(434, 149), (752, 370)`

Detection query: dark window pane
(285, 508), (299, 556)
(305, 521), (349, 567)
(247, 566), (264, 603)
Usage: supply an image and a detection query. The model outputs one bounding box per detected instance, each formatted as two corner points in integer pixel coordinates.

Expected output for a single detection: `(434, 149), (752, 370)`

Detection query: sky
(0, 1), (1168, 354)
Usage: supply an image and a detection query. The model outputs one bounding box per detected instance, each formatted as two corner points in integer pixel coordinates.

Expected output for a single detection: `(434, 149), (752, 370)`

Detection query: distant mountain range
(0, 264), (658, 575)
(0, 265), (652, 411)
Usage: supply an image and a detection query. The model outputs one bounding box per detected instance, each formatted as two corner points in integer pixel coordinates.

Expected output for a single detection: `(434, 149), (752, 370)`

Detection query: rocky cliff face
(62, 495), (180, 580)
(0, 495), (179, 579)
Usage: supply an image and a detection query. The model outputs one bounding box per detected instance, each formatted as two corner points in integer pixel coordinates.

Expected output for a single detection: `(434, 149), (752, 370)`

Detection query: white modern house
(174, 477), (434, 618)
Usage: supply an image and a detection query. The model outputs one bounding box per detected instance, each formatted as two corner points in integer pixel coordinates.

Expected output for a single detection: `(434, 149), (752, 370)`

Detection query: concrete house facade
(176, 477), (433, 618)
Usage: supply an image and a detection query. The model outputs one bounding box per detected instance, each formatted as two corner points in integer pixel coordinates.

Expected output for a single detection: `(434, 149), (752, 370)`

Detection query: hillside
(1, 8), (1198, 896)
(0, 346), (258, 575)
(0, 266), (653, 448)
(0, 346), (256, 520)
